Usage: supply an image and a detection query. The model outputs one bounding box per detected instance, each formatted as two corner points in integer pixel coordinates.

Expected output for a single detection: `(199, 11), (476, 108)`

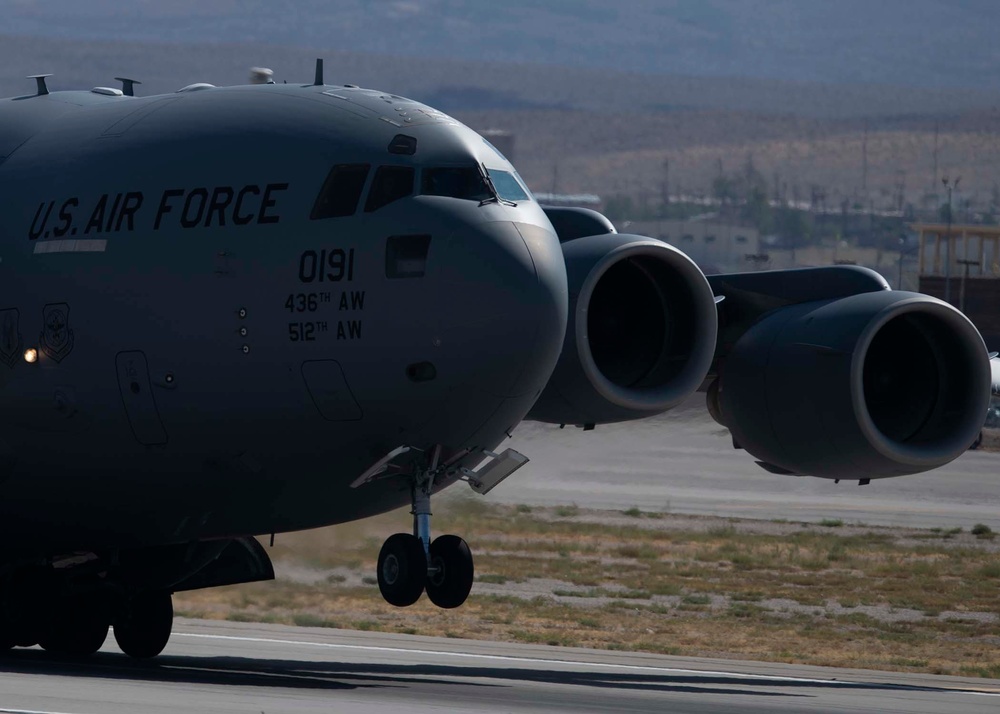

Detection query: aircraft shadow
(0, 647), (963, 699)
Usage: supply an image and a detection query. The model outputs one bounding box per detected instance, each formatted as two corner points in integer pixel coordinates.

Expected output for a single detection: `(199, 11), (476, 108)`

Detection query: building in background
(912, 223), (1000, 351)
(623, 219), (760, 274)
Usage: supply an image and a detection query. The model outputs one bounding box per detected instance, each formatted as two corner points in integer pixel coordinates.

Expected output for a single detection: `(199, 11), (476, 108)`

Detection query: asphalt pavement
(490, 402), (1000, 529)
(1, 620), (997, 714)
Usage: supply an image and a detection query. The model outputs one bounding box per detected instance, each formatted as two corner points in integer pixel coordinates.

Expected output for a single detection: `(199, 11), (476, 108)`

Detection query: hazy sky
(3, 0), (1000, 90)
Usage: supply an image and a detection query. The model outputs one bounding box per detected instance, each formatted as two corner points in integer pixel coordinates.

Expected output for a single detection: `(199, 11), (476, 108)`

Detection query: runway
(0, 620), (997, 714)
(494, 404), (1000, 529)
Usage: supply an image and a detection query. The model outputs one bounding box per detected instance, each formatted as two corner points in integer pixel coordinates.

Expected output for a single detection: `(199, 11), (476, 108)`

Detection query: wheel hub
(382, 554), (400, 585)
(428, 557), (446, 587)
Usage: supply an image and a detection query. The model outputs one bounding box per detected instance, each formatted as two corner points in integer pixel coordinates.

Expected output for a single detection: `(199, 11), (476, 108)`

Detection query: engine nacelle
(528, 233), (718, 425)
(715, 290), (990, 479)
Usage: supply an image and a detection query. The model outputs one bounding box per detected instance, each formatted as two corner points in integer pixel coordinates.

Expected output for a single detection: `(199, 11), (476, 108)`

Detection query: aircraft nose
(430, 220), (568, 398)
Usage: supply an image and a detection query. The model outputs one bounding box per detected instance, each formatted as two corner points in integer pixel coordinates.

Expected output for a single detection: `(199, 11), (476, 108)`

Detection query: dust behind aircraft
(0, 62), (989, 659)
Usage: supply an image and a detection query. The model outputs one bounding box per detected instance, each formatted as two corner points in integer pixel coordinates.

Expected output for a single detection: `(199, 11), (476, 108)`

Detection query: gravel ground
(268, 506), (1000, 627)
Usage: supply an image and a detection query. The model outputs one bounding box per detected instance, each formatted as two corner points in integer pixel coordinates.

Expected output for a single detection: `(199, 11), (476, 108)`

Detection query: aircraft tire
(377, 533), (426, 607)
(425, 535), (474, 609)
(114, 591), (173, 659)
(970, 431), (983, 450)
(0, 619), (13, 650)
(39, 596), (110, 657)
(11, 629), (39, 648)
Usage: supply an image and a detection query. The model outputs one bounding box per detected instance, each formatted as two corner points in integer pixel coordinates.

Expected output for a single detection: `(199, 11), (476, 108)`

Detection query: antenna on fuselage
(313, 58), (324, 86)
(27, 74), (52, 96)
(114, 77), (142, 96)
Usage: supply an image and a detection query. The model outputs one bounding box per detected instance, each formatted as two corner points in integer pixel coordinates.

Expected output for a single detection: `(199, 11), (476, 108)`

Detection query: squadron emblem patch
(0, 309), (21, 368)
(39, 303), (75, 363)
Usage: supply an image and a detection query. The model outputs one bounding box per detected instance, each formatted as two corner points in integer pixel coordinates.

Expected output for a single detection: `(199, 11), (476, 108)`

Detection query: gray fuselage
(0, 82), (568, 554)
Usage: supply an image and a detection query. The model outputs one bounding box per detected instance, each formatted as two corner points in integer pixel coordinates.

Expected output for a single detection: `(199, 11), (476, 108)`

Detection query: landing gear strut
(376, 454), (475, 609)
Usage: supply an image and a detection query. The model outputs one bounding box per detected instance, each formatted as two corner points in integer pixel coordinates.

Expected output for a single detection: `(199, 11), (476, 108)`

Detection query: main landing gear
(0, 589), (173, 659)
(1, 537), (270, 661)
(376, 462), (474, 609)
(38, 593), (111, 657)
(113, 591), (174, 659)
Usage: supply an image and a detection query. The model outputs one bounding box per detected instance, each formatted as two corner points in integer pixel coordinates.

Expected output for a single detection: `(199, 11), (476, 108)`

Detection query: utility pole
(660, 158), (670, 214)
(931, 122), (939, 194)
(943, 175), (960, 305)
(958, 259), (980, 313)
(862, 121), (869, 194)
(895, 170), (906, 213)
(871, 199), (880, 269)
(897, 235), (906, 290)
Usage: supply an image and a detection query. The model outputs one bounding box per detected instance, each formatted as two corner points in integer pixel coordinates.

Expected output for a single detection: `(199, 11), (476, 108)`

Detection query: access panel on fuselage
(115, 350), (167, 445)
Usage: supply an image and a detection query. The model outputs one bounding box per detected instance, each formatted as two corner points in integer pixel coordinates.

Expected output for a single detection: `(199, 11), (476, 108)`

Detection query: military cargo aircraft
(0, 61), (990, 659)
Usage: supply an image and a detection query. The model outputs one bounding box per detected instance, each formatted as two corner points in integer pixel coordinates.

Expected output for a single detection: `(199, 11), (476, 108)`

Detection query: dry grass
(175, 499), (1000, 678)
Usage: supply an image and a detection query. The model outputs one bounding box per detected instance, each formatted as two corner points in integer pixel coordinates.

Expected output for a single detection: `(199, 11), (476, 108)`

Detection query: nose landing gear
(375, 454), (475, 609)
(376, 533), (474, 609)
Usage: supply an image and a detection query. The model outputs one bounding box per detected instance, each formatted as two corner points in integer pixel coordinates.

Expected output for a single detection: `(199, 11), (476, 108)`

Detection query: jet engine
(528, 232), (718, 425)
(711, 290), (990, 479)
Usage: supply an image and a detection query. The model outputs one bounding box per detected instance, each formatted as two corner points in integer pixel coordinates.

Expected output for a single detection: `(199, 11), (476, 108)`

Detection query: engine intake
(528, 233), (717, 425)
(716, 290), (990, 479)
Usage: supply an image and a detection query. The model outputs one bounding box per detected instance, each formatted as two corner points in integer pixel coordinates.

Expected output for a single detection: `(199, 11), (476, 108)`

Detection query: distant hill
(1, 33), (998, 212)
(0, 34), (996, 121)
(4, 0), (1000, 91)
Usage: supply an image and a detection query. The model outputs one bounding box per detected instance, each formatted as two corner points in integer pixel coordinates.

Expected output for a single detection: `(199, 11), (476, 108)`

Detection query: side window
(486, 169), (530, 202)
(365, 166), (415, 213)
(421, 167), (492, 201)
(311, 164), (370, 219)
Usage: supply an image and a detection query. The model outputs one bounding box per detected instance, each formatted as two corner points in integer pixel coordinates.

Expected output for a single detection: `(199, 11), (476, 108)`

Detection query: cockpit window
(421, 167), (492, 201)
(486, 169), (531, 202)
(365, 166), (415, 212)
(311, 164), (370, 219)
